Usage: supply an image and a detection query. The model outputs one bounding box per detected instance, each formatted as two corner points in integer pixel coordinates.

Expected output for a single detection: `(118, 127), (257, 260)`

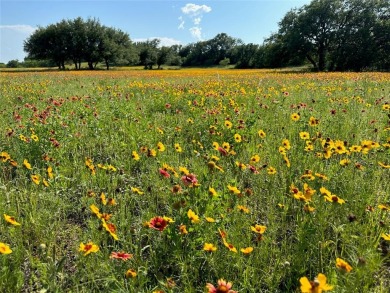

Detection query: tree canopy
(23, 1), (389, 71)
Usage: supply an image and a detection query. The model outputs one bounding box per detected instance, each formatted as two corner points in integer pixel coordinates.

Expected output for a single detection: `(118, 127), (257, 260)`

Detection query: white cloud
(0, 25), (36, 34)
(193, 17), (202, 25)
(133, 37), (181, 47)
(179, 4), (211, 41)
(189, 27), (202, 41)
(181, 3), (211, 16)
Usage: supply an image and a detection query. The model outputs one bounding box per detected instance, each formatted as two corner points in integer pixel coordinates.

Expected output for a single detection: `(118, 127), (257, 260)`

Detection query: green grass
(0, 69), (389, 292)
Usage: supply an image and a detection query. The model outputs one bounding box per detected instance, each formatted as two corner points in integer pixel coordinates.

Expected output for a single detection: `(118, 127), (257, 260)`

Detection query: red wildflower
(159, 168), (170, 178)
(181, 173), (198, 186)
(148, 216), (169, 231)
(110, 251), (133, 261)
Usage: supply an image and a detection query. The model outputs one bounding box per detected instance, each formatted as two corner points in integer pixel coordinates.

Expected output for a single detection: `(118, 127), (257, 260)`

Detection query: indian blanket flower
(0, 242), (12, 254)
(300, 273), (333, 293)
(336, 258), (353, 272)
(181, 173), (198, 186)
(203, 243), (217, 252)
(4, 214), (21, 226)
(148, 216), (169, 231)
(79, 242), (99, 256)
(110, 251), (133, 261)
(206, 279), (237, 293)
(187, 209), (200, 223)
(159, 168), (170, 178)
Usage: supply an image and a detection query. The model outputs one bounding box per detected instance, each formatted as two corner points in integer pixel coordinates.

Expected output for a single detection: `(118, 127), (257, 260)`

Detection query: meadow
(0, 68), (389, 292)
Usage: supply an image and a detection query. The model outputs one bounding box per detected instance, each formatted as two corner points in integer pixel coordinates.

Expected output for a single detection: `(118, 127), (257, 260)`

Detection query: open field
(0, 69), (389, 292)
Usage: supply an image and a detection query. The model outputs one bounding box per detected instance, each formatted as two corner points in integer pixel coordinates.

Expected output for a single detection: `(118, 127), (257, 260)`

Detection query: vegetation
(22, 0), (389, 71)
(0, 69), (389, 292)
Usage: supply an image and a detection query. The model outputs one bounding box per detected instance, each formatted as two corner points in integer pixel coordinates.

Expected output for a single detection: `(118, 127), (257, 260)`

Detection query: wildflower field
(0, 68), (389, 292)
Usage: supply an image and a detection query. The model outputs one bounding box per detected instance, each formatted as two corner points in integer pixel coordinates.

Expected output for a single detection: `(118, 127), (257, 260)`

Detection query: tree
(156, 46), (171, 69)
(6, 59), (19, 68)
(24, 17), (132, 70)
(137, 39), (159, 69)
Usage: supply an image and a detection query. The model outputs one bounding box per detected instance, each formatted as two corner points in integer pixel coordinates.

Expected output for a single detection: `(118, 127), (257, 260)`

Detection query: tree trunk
(306, 54), (318, 71)
(318, 45), (326, 71)
(88, 61), (94, 70)
(105, 60), (109, 70)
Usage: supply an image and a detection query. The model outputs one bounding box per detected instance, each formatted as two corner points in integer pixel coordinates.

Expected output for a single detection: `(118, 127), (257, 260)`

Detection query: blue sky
(0, 0), (310, 63)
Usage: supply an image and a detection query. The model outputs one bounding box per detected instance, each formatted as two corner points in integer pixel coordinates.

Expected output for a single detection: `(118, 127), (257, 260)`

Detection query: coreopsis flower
(378, 204), (390, 211)
(258, 129), (266, 138)
(147, 148), (157, 157)
(300, 273), (333, 293)
(291, 113), (300, 121)
(381, 233), (390, 241)
(205, 217), (216, 223)
(79, 242), (99, 256)
(179, 166), (190, 175)
(250, 154), (260, 164)
(174, 143), (182, 153)
(304, 204), (315, 213)
(234, 133), (242, 143)
(131, 151), (140, 161)
(179, 224), (188, 235)
(31, 134), (39, 142)
(221, 142), (230, 152)
(378, 162), (390, 169)
(354, 163), (364, 171)
(208, 161), (224, 172)
(157, 142), (165, 152)
(0, 242), (12, 254)
(4, 214), (21, 226)
(110, 251), (133, 261)
(42, 178), (49, 187)
(251, 224), (267, 234)
(47, 166), (54, 179)
(309, 116), (319, 127)
(224, 120), (233, 129)
(267, 166), (277, 175)
(125, 269), (137, 278)
(203, 243), (217, 252)
(223, 239), (237, 253)
(187, 209), (200, 223)
(315, 173), (329, 181)
(23, 159), (32, 170)
(209, 187), (218, 197)
(90, 204), (102, 219)
(300, 132), (310, 140)
(336, 258), (353, 272)
(102, 219), (119, 240)
(212, 142), (220, 151)
(206, 279), (237, 293)
(237, 205), (250, 214)
(324, 194), (345, 204)
(100, 193), (107, 205)
(241, 247), (254, 255)
(148, 216), (169, 231)
(171, 184), (182, 194)
(31, 174), (40, 185)
(349, 145), (362, 153)
(131, 187), (144, 195)
(0, 151), (11, 162)
(283, 155), (291, 167)
(218, 228), (227, 239)
(235, 161), (247, 170)
(282, 139), (291, 150)
(227, 185), (241, 195)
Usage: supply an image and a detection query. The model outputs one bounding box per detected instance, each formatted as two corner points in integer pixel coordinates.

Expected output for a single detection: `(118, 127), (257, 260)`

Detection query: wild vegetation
(0, 69), (389, 292)
(15, 0), (389, 71)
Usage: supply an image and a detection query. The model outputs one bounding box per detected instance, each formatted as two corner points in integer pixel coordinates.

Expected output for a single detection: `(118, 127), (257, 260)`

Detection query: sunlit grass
(0, 69), (389, 292)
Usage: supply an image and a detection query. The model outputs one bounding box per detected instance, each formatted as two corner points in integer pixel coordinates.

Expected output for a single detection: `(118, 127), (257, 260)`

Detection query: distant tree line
(23, 0), (389, 71)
